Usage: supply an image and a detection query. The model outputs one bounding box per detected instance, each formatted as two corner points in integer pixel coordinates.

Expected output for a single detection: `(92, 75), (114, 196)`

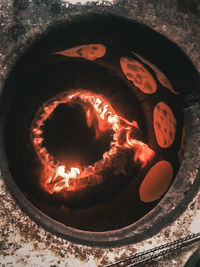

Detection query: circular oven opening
(1, 14), (199, 246)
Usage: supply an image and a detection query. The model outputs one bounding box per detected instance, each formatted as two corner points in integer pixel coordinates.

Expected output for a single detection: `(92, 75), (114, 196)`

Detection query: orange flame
(31, 90), (154, 194)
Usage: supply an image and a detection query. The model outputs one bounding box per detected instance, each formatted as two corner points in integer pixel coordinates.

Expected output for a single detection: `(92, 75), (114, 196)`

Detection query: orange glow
(131, 51), (179, 94)
(139, 160), (173, 202)
(120, 57), (157, 94)
(56, 44), (106, 61)
(153, 101), (177, 148)
(31, 90), (155, 194)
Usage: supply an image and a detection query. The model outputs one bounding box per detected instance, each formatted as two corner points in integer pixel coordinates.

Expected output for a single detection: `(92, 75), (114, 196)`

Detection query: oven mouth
(0, 14), (200, 246)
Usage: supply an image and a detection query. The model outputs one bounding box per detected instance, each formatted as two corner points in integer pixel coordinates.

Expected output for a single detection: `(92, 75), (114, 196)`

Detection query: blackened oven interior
(4, 15), (191, 232)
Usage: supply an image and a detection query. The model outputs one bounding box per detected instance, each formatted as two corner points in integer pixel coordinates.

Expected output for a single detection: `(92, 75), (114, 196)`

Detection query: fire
(31, 90), (155, 194)
(52, 166), (80, 191)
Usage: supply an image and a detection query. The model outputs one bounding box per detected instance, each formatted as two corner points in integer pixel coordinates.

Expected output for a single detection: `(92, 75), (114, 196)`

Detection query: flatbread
(120, 57), (157, 94)
(139, 160), (173, 202)
(131, 51), (179, 94)
(153, 101), (177, 148)
(56, 44), (106, 61)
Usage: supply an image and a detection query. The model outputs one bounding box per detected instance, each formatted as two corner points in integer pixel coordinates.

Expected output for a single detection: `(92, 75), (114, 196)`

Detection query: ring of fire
(31, 90), (155, 195)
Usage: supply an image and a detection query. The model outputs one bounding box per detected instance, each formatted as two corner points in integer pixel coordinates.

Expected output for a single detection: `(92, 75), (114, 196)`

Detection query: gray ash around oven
(1, 15), (199, 246)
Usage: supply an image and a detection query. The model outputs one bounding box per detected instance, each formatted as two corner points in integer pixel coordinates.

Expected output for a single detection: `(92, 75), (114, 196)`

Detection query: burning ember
(31, 90), (154, 194)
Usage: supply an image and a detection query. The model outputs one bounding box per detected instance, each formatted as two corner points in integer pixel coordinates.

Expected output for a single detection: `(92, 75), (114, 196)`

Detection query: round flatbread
(120, 57), (157, 94)
(139, 160), (173, 202)
(153, 101), (177, 148)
